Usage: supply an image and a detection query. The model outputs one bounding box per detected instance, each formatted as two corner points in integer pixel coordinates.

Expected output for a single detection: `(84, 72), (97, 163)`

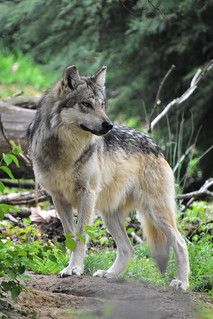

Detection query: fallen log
(8, 207), (31, 218)
(0, 101), (35, 153)
(0, 101), (35, 178)
(0, 190), (49, 206)
(3, 95), (40, 109)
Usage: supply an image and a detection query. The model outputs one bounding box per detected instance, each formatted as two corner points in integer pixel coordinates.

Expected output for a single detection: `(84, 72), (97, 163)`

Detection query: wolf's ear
(63, 65), (80, 89)
(94, 66), (107, 87)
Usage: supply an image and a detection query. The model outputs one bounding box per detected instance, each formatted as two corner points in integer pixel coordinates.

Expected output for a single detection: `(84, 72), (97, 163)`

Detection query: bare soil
(4, 274), (200, 319)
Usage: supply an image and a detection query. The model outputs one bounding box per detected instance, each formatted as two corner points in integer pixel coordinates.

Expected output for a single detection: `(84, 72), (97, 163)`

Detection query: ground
(4, 274), (200, 319)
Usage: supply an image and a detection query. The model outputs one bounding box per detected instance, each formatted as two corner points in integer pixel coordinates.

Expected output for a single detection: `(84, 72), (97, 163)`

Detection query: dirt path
(8, 274), (198, 319)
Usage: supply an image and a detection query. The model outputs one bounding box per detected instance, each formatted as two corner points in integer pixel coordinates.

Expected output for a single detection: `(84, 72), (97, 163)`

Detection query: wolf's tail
(143, 215), (172, 274)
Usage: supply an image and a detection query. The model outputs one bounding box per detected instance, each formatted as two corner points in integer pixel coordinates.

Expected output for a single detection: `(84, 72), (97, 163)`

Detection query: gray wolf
(27, 65), (190, 290)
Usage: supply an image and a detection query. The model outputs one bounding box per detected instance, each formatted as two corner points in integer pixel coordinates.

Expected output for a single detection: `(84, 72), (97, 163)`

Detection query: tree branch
(0, 179), (34, 189)
(148, 64), (175, 133)
(149, 60), (213, 132)
(177, 178), (213, 203)
(0, 190), (49, 206)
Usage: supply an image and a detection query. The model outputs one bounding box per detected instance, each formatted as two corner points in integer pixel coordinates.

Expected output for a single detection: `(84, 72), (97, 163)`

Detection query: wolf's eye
(81, 102), (93, 109)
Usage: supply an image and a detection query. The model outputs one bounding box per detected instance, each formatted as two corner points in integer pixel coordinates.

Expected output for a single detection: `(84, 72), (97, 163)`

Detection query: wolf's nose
(102, 121), (113, 131)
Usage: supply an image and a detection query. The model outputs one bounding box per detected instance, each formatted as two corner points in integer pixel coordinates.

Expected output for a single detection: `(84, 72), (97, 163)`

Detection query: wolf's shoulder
(103, 124), (162, 156)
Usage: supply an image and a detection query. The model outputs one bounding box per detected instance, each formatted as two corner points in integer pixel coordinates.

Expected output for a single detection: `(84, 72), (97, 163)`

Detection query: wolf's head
(51, 65), (113, 136)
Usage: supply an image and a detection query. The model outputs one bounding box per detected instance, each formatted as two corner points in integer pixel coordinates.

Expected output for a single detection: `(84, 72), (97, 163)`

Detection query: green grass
(85, 243), (213, 293)
(0, 50), (56, 97)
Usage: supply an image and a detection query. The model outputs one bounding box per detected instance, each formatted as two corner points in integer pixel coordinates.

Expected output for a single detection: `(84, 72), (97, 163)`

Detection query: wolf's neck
(56, 124), (98, 160)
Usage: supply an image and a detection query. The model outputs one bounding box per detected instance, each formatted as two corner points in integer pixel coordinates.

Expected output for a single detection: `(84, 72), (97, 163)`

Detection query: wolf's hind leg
(142, 198), (190, 290)
(160, 222), (189, 290)
(167, 228), (190, 290)
(93, 212), (134, 278)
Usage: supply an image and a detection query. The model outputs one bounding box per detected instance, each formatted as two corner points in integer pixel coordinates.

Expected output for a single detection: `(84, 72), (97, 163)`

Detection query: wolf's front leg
(52, 193), (74, 234)
(61, 188), (95, 276)
(51, 193), (77, 276)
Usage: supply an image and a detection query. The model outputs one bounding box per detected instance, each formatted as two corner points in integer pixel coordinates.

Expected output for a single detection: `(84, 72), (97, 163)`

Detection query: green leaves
(3, 153), (19, 167)
(0, 153), (19, 180)
(0, 152), (20, 194)
(1, 280), (22, 299)
(0, 181), (5, 193)
(64, 233), (77, 252)
(0, 166), (15, 180)
(0, 150), (23, 302)
(65, 232), (87, 251)
(0, 204), (19, 220)
(84, 225), (97, 241)
(0, 312), (7, 318)
(76, 232), (86, 244)
(0, 151), (20, 183)
(12, 145), (22, 156)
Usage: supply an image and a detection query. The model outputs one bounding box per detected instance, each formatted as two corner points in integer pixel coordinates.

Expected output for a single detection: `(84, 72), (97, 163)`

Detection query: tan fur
(143, 216), (170, 273)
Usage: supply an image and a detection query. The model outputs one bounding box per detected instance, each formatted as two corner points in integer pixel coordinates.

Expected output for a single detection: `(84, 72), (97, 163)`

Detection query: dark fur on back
(104, 125), (162, 156)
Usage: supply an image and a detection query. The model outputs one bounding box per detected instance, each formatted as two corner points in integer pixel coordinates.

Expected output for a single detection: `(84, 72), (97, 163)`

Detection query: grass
(0, 49), (56, 98)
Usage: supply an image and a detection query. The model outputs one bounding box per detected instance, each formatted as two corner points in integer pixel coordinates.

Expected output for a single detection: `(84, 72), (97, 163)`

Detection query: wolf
(27, 65), (190, 290)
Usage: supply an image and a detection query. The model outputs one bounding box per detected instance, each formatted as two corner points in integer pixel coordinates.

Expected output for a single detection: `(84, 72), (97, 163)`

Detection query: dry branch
(9, 207), (31, 218)
(0, 190), (49, 206)
(177, 178), (213, 206)
(149, 60), (213, 132)
(0, 179), (34, 189)
(148, 64), (175, 132)
(129, 231), (143, 244)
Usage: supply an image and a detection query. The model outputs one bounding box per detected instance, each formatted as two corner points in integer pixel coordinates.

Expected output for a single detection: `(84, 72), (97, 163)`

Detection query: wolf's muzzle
(102, 121), (113, 132)
(80, 121), (113, 136)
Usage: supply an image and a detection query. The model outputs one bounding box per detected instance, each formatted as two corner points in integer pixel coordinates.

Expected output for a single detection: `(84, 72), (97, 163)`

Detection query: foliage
(0, 148), (21, 219)
(0, 149), (24, 305)
(0, 50), (55, 95)
(0, 219), (67, 274)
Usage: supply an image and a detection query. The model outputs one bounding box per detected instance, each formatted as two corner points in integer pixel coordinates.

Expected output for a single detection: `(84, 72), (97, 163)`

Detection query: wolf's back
(103, 125), (162, 157)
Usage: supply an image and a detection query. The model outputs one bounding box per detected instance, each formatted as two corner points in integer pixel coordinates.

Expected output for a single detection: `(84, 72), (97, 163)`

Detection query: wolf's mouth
(80, 124), (111, 136)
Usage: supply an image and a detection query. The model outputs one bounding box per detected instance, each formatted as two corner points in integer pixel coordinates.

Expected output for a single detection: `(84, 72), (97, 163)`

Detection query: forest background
(0, 1), (212, 318)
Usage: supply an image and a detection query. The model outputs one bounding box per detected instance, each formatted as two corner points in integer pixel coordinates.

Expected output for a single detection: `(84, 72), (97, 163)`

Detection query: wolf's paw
(93, 269), (107, 278)
(60, 265), (84, 277)
(169, 279), (189, 291)
(93, 269), (118, 279)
